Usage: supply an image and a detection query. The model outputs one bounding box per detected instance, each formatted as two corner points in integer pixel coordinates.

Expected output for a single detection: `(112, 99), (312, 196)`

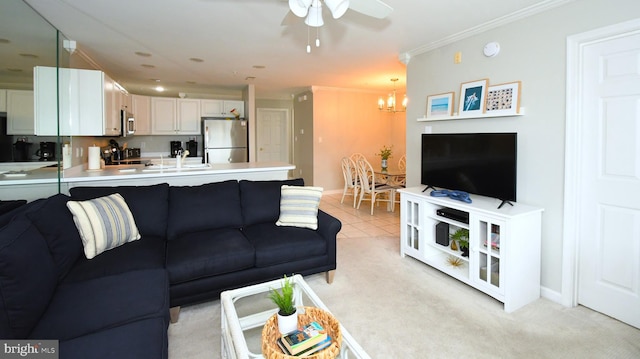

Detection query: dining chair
(350, 153), (367, 163)
(356, 158), (396, 215)
(340, 157), (359, 207)
(391, 154), (407, 188)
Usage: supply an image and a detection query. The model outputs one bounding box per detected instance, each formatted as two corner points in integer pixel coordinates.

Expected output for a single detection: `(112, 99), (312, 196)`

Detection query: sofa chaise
(0, 178), (341, 359)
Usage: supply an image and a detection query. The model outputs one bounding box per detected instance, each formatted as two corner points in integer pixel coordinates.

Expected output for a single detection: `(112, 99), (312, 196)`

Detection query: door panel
(578, 31), (640, 329)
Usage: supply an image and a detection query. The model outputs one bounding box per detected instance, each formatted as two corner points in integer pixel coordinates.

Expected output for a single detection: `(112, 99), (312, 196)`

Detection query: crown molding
(400, 0), (575, 59)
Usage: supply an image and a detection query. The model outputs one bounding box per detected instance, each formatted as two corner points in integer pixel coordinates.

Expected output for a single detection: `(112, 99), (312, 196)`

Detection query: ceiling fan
(288, 0), (393, 27)
(287, 0), (393, 52)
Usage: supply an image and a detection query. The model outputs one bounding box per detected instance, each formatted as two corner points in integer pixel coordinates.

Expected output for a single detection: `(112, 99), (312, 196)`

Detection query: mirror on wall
(0, 0), (68, 166)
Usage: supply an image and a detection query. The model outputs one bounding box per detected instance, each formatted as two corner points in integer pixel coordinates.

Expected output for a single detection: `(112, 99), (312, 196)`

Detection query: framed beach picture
(458, 79), (488, 116)
(486, 81), (522, 115)
(426, 92), (455, 118)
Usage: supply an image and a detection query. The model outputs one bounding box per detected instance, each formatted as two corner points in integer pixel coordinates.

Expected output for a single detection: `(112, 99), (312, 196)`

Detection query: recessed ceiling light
(19, 53), (38, 58)
(189, 58), (204, 63)
(141, 64), (155, 69)
(135, 51), (152, 57)
(0, 38), (10, 44)
(155, 86), (165, 92)
(253, 65), (265, 69)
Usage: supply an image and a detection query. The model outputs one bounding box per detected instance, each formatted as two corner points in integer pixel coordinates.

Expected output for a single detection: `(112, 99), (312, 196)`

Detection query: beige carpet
(168, 194), (640, 358)
(169, 237), (640, 359)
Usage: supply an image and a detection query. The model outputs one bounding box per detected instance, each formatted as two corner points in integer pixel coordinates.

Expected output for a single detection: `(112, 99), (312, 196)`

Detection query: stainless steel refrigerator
(202, 118), (248, 164)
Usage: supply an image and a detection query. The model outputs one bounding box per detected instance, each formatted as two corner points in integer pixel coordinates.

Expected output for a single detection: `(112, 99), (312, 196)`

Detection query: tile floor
(319, 192), (400, 238)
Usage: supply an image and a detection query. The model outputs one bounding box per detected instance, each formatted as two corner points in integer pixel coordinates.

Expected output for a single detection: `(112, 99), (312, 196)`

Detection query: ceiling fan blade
(349, 0), (393, 19)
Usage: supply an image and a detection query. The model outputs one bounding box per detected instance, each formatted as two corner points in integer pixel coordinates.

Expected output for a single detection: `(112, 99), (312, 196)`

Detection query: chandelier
(378, 78), (407, 113)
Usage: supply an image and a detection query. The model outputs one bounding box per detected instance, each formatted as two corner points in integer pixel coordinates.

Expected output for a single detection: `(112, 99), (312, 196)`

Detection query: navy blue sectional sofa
(0, 179), (341, 359)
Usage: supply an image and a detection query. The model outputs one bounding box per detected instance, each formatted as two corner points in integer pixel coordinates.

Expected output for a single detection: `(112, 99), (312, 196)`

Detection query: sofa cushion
(276, 185), (323, 230)
(0, 217), (58, 339)
(58, 317), (168, 359)
(240, 178), (304, 226)
(242, 223), (327, 267)
(67, 193), (141, 259)
(166, 181), (242, 240)
(29, 269), (169, 341)
(69, 183), (170, 238)
(63, 235), (166, 283)
(166, 228), (254, 284)
(26, 193), (84, 281)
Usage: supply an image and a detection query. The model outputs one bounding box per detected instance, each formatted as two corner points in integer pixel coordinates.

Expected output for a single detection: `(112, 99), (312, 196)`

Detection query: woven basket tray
(262, 306), (342, 359)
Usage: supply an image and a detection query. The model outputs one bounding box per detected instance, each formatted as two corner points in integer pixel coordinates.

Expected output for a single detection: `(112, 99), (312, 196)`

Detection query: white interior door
(256, 108), (290, 163)
(577, 30), (640, 329)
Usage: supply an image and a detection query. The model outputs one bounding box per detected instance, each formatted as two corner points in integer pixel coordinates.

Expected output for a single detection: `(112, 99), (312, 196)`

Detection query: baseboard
(540, 286), (565, 306)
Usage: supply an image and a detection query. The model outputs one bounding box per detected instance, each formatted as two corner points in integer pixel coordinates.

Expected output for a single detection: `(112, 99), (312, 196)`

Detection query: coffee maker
(36, 142), (56, 161)
(170, 141), (182, 158)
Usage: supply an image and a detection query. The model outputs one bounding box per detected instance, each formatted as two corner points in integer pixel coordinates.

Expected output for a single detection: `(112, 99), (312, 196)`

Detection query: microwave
(121, 110), (135, 137)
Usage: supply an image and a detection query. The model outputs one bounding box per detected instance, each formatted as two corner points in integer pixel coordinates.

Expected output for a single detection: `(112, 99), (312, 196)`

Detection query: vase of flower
(378, 145), (393, 171)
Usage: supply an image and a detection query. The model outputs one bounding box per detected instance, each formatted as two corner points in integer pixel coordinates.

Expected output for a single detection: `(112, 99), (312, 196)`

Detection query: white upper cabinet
(201, 99), (244, 118)
(0, 89), (6, 112)
(34, 66), (122, 136)
(151, 97), (200, 135)
(7, 90), (35, 135)
(177, 99), (201, 134)
(131, 94), (151, 135)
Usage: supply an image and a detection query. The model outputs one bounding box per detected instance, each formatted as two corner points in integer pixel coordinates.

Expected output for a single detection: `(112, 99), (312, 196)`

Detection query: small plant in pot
(451, 228), (470, 257)
(268, 275), (298, 334)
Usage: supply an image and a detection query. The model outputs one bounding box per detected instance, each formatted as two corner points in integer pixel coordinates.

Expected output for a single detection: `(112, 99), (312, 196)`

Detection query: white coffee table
(220, 274), (370, 359)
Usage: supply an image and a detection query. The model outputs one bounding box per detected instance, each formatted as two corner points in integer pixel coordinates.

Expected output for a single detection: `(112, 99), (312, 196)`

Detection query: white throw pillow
(276, 185), (323, 230)
(66, 193), (141, 259)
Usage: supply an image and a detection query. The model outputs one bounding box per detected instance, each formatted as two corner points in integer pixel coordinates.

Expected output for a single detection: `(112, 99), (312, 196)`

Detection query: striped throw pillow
(66, 193), (141, 259)
(276, 185), (323, 230)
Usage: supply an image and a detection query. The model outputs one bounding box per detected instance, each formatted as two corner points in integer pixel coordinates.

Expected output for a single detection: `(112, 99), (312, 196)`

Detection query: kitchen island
(0, 161), (295, 201)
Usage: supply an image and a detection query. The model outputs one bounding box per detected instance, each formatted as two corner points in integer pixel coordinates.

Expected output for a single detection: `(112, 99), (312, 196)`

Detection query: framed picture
(426, 92), (455, 118)
(486, 81), (522, 115)
(458, 79), (489, 116)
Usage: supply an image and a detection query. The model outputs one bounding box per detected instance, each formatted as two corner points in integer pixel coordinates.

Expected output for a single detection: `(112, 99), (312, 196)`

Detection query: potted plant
(377, 145), (393, 170)
(451, 228), (469, 257)
(268, 275), (298, 334)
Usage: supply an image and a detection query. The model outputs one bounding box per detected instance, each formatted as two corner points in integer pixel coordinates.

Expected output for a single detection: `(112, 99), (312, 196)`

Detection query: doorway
(564, 19), (640, 329)
(256, 108), (291, 163)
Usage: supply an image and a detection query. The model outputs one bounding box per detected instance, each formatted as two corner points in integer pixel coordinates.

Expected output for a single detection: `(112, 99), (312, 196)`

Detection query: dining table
(372, 167), (406, 211)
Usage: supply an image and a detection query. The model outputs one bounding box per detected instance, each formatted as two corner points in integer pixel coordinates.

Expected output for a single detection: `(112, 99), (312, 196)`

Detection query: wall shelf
(417, 108), (525, 122)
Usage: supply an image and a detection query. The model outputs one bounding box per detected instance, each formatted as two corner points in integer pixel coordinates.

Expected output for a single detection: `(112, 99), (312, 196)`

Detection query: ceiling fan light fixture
(324, 0), (349, 19)
(304, 1), (324, 27)
(289, 0), (312, 17)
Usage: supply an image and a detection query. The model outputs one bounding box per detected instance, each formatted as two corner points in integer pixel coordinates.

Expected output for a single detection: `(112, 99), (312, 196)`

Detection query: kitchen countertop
(0, 161), (295, 186)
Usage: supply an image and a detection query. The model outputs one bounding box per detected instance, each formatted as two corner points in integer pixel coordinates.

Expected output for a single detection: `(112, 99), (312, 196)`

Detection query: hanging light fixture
(378, 78), (407, 113)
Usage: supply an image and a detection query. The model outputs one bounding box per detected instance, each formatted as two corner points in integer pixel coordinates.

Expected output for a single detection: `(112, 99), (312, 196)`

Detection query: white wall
(405, 0), (640, 297)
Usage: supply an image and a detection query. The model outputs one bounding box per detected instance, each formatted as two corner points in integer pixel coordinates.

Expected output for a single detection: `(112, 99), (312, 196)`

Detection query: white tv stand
(398, 187), (544, 312)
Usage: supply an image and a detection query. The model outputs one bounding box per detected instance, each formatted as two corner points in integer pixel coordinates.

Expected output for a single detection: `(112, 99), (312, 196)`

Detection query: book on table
(277, 336), (332, 357)
(281, 321), (328, 355)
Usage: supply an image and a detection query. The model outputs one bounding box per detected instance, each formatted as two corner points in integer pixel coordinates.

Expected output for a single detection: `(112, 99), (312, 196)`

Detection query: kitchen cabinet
(131, 94), (151, 135)
(7, 90), (35, 135)
(201, 99), (244, 118)
(0, 89), (6, 112)
(34, 66), (121, 136)
(151, 97), (200, 135)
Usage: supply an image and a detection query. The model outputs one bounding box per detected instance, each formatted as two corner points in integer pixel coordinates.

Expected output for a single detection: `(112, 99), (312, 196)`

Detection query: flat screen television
(421, 133), (517, 203)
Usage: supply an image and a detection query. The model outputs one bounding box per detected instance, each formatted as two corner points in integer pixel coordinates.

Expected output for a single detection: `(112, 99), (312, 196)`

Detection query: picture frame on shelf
(426, 92), (455, 118)
(486, 81), (522, 115)
(458, 79), (489, 116)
